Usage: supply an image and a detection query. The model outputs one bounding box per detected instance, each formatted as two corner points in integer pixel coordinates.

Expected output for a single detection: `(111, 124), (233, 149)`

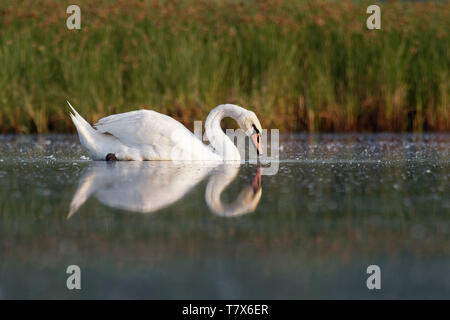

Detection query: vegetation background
(0, 0), (448, 133)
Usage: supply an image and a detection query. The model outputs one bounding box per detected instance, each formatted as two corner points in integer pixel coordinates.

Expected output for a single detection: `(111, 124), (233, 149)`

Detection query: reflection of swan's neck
(205, 165), (240, 216)
(205, 104), (243, 161)
(205, 165), (262, 217)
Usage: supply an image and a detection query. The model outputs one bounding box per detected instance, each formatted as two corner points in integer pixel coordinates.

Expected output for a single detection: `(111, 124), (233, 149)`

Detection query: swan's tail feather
(67, 101), (95, 133)
(67, 100), (98, 156)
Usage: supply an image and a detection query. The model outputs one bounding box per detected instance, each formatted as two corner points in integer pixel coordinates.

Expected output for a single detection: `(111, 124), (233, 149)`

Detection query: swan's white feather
(96, 110), (179, 158)
(94, 109), (219, 160)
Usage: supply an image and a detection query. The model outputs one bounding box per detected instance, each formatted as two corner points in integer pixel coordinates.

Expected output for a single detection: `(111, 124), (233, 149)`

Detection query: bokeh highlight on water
(0, 133), (448, 298)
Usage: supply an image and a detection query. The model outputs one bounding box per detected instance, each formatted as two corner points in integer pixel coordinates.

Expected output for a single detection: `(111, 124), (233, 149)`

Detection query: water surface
(0, 133), (449, 299)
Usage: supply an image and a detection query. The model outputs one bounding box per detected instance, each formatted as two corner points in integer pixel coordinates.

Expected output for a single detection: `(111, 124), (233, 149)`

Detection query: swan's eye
(252, 124), (260, 134)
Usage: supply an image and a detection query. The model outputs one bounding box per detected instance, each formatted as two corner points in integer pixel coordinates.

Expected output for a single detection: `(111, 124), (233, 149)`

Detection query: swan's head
(239, 110), (263, 156)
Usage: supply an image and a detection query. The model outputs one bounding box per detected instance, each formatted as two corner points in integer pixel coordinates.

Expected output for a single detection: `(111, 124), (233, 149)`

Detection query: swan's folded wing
(94, 109), (191, 148)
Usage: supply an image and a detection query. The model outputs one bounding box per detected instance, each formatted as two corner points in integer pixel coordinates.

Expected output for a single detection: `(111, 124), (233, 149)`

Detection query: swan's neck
(205, 104), (244, 161)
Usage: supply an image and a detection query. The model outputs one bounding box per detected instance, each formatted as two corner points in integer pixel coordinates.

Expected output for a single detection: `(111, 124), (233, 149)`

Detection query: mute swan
(68, 101), (263, 161)
(68, 162), (262, 218)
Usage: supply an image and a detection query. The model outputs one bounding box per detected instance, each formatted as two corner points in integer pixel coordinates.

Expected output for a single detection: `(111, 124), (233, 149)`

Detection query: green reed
(0, 0), (448, 133)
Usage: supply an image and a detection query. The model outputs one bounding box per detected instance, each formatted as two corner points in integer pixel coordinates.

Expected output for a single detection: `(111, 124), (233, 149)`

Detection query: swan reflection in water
(68, 162), (262, 218)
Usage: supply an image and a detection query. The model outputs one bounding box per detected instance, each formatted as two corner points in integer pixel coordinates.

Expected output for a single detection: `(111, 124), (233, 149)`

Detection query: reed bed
(0, 0), (448, 133)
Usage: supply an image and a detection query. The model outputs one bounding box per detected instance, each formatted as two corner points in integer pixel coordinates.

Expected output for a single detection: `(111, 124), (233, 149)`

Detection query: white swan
(68, 162), (262, 218)
(68, 101), (263, 161)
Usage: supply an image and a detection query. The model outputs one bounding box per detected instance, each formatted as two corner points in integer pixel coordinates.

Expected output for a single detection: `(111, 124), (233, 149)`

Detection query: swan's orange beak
(251, 133), (262, 156)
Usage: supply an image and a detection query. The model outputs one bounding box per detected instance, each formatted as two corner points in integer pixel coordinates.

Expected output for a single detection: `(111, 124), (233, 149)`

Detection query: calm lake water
(0, 133), (449, 299)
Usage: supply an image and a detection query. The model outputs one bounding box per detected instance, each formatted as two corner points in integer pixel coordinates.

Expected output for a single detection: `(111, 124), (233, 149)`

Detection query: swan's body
(69, 102), (262, 161)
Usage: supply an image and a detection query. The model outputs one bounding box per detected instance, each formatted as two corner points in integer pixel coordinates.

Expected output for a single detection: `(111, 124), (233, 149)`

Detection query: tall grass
(0, 0), (448, 133)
